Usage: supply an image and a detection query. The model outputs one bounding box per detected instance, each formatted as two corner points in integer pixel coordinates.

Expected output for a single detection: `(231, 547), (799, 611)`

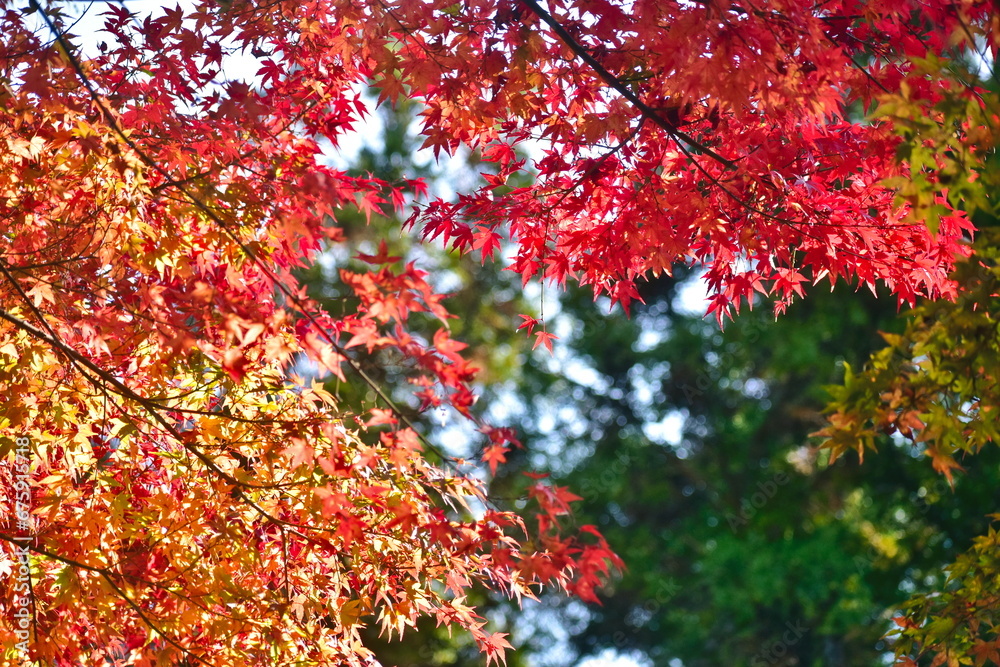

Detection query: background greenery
(302, 80), (1000, 665)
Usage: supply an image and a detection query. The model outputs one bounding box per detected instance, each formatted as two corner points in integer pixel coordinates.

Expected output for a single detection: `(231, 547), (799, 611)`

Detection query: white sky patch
(674, 270), (711, 317)
(634, 327), (664, 352)
(642, 411), (684, 447)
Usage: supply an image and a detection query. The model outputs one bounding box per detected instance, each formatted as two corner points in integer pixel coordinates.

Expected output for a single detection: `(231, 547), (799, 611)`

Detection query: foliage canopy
(0, 0), (998, 665)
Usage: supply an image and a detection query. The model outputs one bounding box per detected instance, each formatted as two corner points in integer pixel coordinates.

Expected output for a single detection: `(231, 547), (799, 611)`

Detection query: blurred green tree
(819, 43), (1000, 667)
(301, 44), (1000, 666)
(297, 97), (540, 667)
(494, 280), (1000, 666)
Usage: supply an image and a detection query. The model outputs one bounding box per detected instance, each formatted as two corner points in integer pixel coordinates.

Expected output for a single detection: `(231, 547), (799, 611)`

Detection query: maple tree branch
(543, 118), (646, 204)
(517, 0), (921, 278)
(148, 150), (258, 193)
(0, 257), (133, 426)
(0, 304), (290, 491)
(281, 528), (291, 604)
(163, 403), (317, 425)
(0, 533), (211, 666)
(669, 138), (924, 271)
(1, 255), (97, 272)
(33, 0), (463, 477)
(515, 0), (736, 169)
(1, 247), (467, 561)
(507, 2), (906, 277)
(98, 572), (213, 666)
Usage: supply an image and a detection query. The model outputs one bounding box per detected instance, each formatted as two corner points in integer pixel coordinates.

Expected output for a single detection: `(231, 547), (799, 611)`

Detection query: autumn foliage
(0, 0), (997, 664)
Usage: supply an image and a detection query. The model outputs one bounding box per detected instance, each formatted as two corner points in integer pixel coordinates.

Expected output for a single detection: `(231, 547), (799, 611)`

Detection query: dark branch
(516, 0), (736, 169)
(32, 0), (462, 474)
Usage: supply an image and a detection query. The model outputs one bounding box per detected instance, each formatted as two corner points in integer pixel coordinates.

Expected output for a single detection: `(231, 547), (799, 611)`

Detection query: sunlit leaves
(405, 0), (993, 320)
(0, 1), (615, 664)
(818, 230), (1000, 479)
(890, 522), (1000, 666)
